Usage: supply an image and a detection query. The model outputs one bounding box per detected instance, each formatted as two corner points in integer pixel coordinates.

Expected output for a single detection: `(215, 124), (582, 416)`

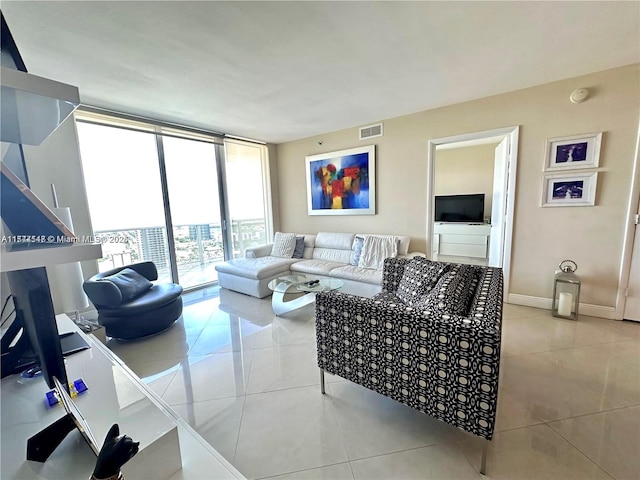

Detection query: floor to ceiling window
(76, 112), (271, 290)
(76, 122), (172, 279)
(224, 139), (270, 258)
(162, 136), (223, 289)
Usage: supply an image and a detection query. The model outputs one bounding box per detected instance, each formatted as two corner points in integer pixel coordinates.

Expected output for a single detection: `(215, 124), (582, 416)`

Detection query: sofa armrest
(245, 243), (273, 258)
(315, 287), (502, 440)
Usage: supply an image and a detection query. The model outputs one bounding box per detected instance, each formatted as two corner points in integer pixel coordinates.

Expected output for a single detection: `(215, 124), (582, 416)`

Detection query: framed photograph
(541, 171), (598, 207)
(544, 132), (602, 171)
(305, 145), (375, 215)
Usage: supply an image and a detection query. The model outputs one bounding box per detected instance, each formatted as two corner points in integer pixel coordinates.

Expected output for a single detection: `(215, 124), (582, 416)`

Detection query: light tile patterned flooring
(106, 287), (640, 480)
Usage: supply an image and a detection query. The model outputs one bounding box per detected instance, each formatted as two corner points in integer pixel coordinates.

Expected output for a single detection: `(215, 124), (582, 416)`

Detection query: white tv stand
(432, 222), (491, 260)
(0, 315), (245, 480)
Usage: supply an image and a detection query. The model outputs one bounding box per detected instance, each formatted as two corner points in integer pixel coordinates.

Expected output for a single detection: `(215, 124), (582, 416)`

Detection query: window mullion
(155, 134), (180, 283)
(215, 143), (233, 260)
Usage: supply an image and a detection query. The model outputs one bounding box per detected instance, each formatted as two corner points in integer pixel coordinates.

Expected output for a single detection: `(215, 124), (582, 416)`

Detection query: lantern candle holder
(552, 260), (581, 320)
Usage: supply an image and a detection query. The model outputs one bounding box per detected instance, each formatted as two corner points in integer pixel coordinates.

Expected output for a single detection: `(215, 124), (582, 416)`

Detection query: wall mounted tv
(434, 193), (485, 223)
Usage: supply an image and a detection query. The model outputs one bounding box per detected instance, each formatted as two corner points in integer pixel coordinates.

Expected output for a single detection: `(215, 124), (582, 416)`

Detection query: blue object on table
(74, 378), (88, 394)
(45, 390), (59, 407)
(45, 378), (88, 406)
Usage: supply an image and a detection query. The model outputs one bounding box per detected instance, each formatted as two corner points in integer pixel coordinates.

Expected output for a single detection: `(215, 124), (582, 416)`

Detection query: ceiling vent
(359, 123), (383, 141)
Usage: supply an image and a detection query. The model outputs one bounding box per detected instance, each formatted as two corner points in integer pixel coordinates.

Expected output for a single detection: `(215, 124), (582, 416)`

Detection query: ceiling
(2, 1), (639, 144)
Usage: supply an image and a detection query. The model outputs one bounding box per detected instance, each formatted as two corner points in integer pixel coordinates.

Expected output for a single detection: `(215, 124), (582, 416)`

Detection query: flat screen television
(435, 193), (485, 223)
(1, 267), (70, 392)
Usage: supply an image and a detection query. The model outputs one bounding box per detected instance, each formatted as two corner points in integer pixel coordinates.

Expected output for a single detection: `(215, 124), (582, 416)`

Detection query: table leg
(272, 282), (316, 315)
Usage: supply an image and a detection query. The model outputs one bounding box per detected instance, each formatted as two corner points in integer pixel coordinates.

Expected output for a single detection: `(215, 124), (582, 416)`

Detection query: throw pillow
(270, 232), (297, 258)
(420, 264), (476, 315)
(292, 236), (305, 259)
(463, 267), (481, 313)
(99, 268), (153, 303)
(350, 235), (365, 266)
(396, 258), (450, 307)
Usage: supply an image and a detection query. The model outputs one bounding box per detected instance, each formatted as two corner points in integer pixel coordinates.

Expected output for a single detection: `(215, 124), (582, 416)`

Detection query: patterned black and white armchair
(315, 257), (503, 474)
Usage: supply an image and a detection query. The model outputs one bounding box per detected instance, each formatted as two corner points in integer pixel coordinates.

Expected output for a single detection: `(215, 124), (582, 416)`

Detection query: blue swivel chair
(83, 261), (183, 340)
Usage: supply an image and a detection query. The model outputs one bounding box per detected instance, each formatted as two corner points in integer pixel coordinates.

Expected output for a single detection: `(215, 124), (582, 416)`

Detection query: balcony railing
(94, 219), (267, 287)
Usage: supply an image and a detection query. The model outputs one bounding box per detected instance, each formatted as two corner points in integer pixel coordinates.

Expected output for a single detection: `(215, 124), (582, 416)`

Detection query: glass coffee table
(267, 274), (344, 316)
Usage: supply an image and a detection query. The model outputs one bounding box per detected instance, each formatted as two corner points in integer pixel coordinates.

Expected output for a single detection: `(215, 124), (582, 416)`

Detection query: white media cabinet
(432, 222), (491, 260)
(0, 314), (245, 480)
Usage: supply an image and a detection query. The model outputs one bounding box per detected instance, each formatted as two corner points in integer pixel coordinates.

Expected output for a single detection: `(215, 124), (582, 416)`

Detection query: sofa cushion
(271, 232), (297, 258)
(300, 234), (317, 259)
(456, 264), (479, 313)
(314, 232), (355, 250)
(98, 268), (153, 303)
(350, 235), (365, 266)
(420, 264), (476, 315)
(215, 256), (299, 279)
(312, 232), (355, 264)
(330, 265), (383, 285)
(396, 258), (449, 307)
(291, 259), (346, 276)
(292, 236), (305, 258)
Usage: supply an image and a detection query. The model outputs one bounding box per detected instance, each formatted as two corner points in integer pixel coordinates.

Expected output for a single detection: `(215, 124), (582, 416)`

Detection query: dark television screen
(5, 267), (69, 392)
(435, 194), (485, 223)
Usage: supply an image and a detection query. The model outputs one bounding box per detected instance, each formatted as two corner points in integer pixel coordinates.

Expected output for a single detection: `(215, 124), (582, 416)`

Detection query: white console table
(433, 223), (491, 260)
(0, 315), (245, 480)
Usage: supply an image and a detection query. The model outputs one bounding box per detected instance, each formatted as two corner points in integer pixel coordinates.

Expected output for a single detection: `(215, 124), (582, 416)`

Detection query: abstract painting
(305, 146), (375, 215)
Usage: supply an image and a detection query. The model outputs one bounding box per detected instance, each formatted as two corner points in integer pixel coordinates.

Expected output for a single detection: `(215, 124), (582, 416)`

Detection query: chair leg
(320, 368), (325, 394)
(480, 439), (489, 475)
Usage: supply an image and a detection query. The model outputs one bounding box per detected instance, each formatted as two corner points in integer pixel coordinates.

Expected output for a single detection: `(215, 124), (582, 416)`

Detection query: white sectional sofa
(215, 232), (415, 298)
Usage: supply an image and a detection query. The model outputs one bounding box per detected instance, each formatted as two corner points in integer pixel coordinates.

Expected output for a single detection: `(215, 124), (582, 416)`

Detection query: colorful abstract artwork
(305, 146), (375, 215)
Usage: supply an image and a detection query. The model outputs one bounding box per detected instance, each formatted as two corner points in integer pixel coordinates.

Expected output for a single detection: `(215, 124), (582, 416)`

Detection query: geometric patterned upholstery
(420, 263), (477, 315)
(395, 257), (450, 307)
(315, 257), (503, 440)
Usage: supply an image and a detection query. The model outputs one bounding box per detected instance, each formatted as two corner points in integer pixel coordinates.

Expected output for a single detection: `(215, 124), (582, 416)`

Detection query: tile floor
(106, 287), (640, 480)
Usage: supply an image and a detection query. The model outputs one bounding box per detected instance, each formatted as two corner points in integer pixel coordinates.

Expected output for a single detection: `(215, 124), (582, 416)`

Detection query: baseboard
(507, 294), (617, 320)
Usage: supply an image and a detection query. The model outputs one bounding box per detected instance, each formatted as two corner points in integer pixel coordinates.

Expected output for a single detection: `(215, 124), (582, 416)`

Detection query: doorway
(618, 125), (640, 322)
(622, 207), (640, 321)
(427, 126), (519, 296)
(615, 133), (640, 322)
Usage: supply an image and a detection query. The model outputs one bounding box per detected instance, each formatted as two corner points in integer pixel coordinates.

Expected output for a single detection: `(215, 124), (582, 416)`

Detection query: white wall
(275, 64), (640, 311)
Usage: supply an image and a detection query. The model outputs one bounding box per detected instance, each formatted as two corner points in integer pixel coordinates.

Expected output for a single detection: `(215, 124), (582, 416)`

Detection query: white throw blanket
(358, 235), (398, 270)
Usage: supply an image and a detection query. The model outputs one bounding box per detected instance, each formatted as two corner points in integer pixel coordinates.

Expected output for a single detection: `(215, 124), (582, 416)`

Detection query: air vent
(359, 123), (383, 140)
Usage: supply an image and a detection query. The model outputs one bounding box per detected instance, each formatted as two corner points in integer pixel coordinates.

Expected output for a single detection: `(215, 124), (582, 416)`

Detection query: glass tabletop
(267, 274), (344, 294)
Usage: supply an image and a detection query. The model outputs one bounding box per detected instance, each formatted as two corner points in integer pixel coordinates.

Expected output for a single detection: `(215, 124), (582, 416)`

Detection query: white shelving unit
(0, 243), (103, 273)
(433, 223), (491, 260)
(0, 315), (245, 480)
